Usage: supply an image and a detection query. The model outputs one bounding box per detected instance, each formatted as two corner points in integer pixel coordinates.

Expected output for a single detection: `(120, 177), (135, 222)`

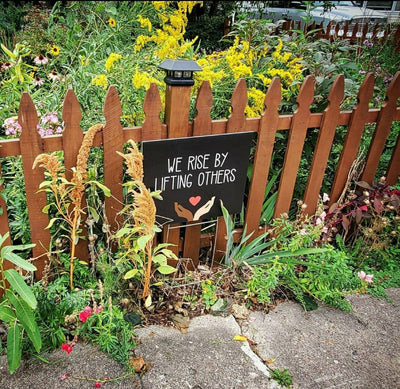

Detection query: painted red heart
(189, 196), (201, 206)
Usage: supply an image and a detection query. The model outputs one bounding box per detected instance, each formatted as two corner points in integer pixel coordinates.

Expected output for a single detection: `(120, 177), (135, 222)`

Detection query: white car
(255, 1), (388, 29)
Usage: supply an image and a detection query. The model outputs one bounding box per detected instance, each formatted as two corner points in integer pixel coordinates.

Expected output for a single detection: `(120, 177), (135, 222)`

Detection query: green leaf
(0, 232), (10, 248)
(157, 264), (177, 275)
(4, 269), (37, 309)
(123, 269), (139, 279)
(88, 181), (111, 197)
(7, 321), (22, 374)
(0, 303), (15, 322)
(6, 292), (41, 353)
(137, 234), (152, 251)
(152, 254), (167, 266)
(41, 204), (51, 214)
(2, 249), (37, 272)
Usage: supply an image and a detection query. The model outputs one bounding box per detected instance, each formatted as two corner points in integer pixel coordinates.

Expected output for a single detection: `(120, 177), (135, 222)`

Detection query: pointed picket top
(294, 75), (314, 116)
(361, 71), (400, 183)
(303, 74), (344, 215)
(227, 78), (247, 133)
(62, 88), (83, 180)
(263, 77), (281, 114)
(193, 81), (213, 136)
(19, 92), (42, 146)
(142, 83), (163, 141)
(104, 85), (123, 123)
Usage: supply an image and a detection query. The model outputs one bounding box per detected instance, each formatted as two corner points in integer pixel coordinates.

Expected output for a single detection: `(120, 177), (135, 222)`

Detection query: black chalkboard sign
(142, 132), (255, 224)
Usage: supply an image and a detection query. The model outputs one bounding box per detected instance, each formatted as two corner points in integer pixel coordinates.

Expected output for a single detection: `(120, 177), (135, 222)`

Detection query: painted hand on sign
(174, 196), (216, 221)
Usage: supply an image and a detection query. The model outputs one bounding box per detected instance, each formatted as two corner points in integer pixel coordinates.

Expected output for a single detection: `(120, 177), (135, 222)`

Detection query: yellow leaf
(233, 334), (247, 342)
(266, 358), (276, 364)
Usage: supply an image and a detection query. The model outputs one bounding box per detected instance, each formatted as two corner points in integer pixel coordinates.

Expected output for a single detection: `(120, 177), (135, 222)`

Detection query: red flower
(94, 382), (102, 388)
(79, 306), (93, 322)
(61, 343), (74, 354)
(95, 305), (104, 314)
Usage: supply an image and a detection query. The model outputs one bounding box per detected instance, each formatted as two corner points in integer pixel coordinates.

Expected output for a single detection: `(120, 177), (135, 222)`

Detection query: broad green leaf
(41, 204), (51, 214)
(6, 292), (41, 353)
(0, 304), (15, 322)
(152, 254), (167, 266)
(137, 234), (153, 251)
(5, 269), (37, 309)
(123, 269), (139, 279)
(1, 249), (37, 272)
(157, 264), (177, 275)
(45, 217), (57, 230)
(7, 321), (22, 374)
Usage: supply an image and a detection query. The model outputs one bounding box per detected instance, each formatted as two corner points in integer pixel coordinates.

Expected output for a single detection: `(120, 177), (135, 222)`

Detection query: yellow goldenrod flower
(105, 53), (122, 72)
(91, 74), (108, 90)
(138, 15), (152, 32)
(108, 17), (116, 27)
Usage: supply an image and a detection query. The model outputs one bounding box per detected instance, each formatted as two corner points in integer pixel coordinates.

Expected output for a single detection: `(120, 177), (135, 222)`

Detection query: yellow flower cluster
(105, 53), (122, 72)
(134, 1), (202, 60)
(245, 87), (266, 118)
(132, 69), (162, 90)
(91, 74), (108, 90)
(138, 15), (152, 32)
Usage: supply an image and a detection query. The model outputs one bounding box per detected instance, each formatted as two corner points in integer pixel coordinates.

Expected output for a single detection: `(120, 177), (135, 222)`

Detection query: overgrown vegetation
(0, 0), (399, 379)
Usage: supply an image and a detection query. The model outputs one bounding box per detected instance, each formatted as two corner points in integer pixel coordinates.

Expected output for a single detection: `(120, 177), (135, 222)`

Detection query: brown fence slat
(303, 75), (344, 215)
(103, 86), (124, 234)
(193, 81), (213, 136)
(0, 163), (11, 244)
(386, 128), (400, 185)
(274, 75), (314, 218)
(227, 78), (247, 133)
(245, 77), (281, 234)
(214, 78), (249, 262)
(19, 93), (50, 277)
(361, 72), (400, 184)
(142, 83), (163, 141)
(62, 89), (89, 261)
(329, 73), (375, 204)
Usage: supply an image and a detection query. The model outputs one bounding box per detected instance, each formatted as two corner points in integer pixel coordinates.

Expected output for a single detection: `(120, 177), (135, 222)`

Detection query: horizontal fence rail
(0, 72), (399, 278)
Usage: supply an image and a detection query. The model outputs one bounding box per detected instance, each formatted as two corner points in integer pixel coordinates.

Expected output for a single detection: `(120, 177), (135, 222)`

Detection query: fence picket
(142, 83), (163, 141)
(303, 75), (344, 215)
(19, 93), (50, 277)
(245, 77), (281, 234)
(329, 73), (375, 204)
(103, 86), (124, 235)
(361, 72), (400, 183)
(274, 75), (314, 217)
(62, 89), (89, 261)
(386, 128), (400, 185)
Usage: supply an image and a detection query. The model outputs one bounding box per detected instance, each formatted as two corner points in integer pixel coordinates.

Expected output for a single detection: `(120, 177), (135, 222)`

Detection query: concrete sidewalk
(1, 288), (399, 388)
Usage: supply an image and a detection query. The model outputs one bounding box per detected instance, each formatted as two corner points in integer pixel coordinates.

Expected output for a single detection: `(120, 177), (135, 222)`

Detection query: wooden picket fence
(0, 72), (399, 279)
(279, 20), (400, 52)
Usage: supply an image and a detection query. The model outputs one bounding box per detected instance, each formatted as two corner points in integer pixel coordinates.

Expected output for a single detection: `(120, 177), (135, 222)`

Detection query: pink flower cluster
(79, 304), (104, 323)
(36, 111), (64, 136)
(2, 117), (22, 136)
(357, 271), (374, 284)
(61, 342), (75, 354)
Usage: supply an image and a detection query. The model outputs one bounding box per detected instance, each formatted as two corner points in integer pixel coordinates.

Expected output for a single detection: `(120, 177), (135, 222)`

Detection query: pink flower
(95, 305), (104, 314)
(358, 271), (374, 283)
(61, 343), (74, 354)
(94, 382), (102, 388)
(323, 193), (330, 203)
(34, 54), (48, 65)
(33, 76), (44, 86)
